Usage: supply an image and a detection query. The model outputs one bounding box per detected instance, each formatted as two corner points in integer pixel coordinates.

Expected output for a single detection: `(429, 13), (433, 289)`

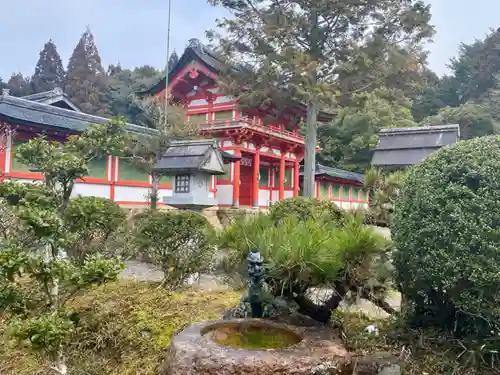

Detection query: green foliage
(423, 103), (498, 139)
(6, 72), (33, 97)
(0, 282), (240, 375)
(106, 65), (161, 122)
(208, 0), (433, 197)
(64, 197), (125, 262)
(319, 89), (418, 171)
(132, 210), (215, 289)
(393, 136), (500, 340)
(0, 120), (128, 373)
(363, 168), (407, 226)
(269, 197), (343, 224)
(9, 313), (75, 355)
(31, 39), (65, 93)
(337, 310), (496, 374)
(219, 211), (391, 322)
(63, 27), (109, 116)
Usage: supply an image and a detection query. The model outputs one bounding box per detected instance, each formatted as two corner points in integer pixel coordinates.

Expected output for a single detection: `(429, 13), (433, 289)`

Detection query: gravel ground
(120, 260), (229, 291)
(120, 260), (401, 319)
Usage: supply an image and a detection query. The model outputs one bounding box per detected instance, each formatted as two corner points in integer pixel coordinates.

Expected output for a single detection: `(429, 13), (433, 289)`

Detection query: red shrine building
(0, 46), (368, 210)
(139, 46), (369, 210)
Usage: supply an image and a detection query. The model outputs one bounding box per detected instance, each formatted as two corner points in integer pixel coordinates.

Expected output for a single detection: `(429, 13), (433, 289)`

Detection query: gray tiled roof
(300, 163), (363, 183)
(371, 125), (460, 167)
(22, 88), (82, 112)
(154, 139), (226, 174)
(0, 94), (154, 135)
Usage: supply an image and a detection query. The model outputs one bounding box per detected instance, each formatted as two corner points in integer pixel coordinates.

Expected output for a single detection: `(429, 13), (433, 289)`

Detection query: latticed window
(175, 175), (190, 193)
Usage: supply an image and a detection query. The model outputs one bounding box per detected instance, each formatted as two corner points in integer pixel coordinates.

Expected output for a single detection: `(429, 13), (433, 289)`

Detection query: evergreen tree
(208, 0), (434, 197)
(64, 27), (109, 116)
(168, 50), (179, 72)
(107, 65), (161, 121)
(319, 88), (417, 171)
(31, 39), (65, 93)
(7, 73), (33, 97)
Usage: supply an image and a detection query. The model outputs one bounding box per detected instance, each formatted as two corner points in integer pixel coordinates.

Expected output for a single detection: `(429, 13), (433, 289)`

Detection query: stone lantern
(154, 139), (240, 209)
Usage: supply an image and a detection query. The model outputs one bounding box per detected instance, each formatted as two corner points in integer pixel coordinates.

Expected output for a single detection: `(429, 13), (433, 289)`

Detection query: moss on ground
(0, 281), (241, 375)
(335, 310), (497, 375)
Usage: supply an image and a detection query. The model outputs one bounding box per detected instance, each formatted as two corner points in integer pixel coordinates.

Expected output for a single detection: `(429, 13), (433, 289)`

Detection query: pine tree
(64, 27), (109, 116)
(208, 0), (434, 196)
(7, 73), (33, 96)
(31, 39), (65, 93)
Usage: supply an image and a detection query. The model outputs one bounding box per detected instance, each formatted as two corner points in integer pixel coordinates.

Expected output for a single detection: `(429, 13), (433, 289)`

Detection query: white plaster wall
(190, 98), (209, 106)
(216, 184), (233, 205)
(114, 186), (150, 202)
(72, 183), (110, 199)
(258, 189), (270, 207)
(271, 190), (279, 203)
(350, 202), (360, 210)
(214, 96), (233, 103)
(158, 188), (173, 201)
(284, 190), (294, 199)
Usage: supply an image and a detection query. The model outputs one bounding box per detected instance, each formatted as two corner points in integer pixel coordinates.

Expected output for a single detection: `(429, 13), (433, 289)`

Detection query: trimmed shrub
(132, 210), (215, 288)
(393, 136), (500, 338)
(64, 196), (126, 262)
(269, 197), (343, 224)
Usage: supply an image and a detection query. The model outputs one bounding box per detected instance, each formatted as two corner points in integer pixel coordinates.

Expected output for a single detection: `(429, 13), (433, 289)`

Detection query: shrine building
(0, 46), (369, 210)
(139, 45), (369, 210)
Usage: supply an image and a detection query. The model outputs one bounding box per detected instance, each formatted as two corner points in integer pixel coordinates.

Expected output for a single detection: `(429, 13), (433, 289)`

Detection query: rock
(160, 318), (351, 375)
(377, 365), (401, 375)
(346, 354), (401, 375)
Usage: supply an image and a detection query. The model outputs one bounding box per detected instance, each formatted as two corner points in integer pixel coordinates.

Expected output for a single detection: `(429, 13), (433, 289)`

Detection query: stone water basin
(160, 318), (350, 375)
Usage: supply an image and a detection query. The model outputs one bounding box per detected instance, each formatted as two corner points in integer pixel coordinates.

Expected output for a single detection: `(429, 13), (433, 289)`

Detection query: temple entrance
(239, 165), (253, 206)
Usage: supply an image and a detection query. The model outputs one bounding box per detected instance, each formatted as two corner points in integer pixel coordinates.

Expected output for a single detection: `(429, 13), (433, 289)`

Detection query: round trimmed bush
(269, 197), (343, 224)
(64, 196), (126, 262)
(132, 210), (215, 288)
(393, 136), (500, 337)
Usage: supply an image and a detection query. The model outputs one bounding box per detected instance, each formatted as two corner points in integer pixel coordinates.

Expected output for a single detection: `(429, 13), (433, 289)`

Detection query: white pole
(164, 0), (172, 124)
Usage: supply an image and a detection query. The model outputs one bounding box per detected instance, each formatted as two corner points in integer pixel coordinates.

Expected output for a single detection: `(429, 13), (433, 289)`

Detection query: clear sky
(0, 0), (498, 79)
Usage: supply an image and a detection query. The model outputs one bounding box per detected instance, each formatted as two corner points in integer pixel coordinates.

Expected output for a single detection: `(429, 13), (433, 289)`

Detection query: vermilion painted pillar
(279, 152), (285, 201)
(252, 147), (260, 207)
(232, 146), (241, 207)
(293, 160), (300, 197)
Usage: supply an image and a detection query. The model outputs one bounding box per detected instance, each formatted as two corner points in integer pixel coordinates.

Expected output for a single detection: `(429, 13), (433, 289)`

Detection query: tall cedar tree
(7, 73), (33, 97)
(208, 0), (434, 196)
(31, 39), (66, 93)
(64, 28), (109, 116)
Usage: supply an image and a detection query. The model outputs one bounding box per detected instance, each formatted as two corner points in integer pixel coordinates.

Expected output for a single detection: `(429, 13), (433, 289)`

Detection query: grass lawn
(0, 281), (241, 375)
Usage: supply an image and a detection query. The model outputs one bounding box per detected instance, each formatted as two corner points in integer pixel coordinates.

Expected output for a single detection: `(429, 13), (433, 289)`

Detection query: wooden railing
(197, 117), (305, 142)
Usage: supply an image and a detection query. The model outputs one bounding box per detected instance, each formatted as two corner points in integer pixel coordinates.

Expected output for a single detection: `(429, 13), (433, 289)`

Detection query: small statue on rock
(246, 248), (265, 318)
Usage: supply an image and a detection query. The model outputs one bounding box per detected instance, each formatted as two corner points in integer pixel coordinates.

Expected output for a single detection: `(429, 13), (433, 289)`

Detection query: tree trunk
(303, 102), (318, 197)
(150, 174), (160, 211)
(52, 349), (68, 375)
